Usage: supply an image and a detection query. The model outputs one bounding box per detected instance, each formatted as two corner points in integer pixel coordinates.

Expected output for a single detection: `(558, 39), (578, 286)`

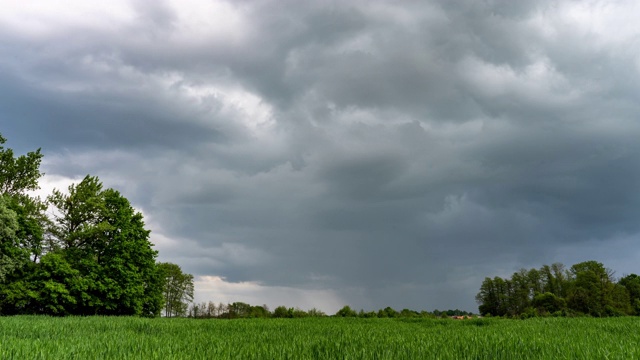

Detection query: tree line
(0, 133), (194, 316)
(476, 261), (640, 318)
(187, 301), (474, 319)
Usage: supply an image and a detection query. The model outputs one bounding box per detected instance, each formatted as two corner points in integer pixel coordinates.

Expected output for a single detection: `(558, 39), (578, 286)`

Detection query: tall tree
(48, 176), (163, 316)
(541, 263), (568, 298)
(476, 277), (501, 316)
(0, 133), (43, 196)
(531, 292), (566, 314)
(508, 269), (533, 316)
(478, 261), (637, 317)
(565, 261), (628, 316)
(0, 195), (21, 284)
(158, 262), (194, 317)
(1, 134), (165, 316)
(619, 274), (640, 315)
(0, 134), (46, 314)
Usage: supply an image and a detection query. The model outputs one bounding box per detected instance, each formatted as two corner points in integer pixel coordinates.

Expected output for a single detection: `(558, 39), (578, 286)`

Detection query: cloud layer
(3, 0), (640, 312)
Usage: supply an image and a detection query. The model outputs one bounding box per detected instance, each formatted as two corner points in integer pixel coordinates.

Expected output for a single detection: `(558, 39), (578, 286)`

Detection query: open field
(1, 316), (639, 359)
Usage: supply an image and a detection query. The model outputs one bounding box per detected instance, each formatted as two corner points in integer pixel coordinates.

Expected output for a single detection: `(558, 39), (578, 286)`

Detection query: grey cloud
(2, 0), (640, 312)
(131, 0), (177, 32)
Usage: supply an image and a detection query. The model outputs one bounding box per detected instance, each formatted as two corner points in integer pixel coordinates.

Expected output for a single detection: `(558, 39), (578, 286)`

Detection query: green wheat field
(1, 316), (638, 359)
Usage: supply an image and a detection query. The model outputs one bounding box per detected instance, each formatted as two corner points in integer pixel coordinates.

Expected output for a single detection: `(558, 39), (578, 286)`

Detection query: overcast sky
(2, 0), (640, 313)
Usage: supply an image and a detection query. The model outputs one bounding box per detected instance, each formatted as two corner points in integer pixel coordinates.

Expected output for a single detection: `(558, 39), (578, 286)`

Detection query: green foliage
(306, 308), (326, 317)
(0, 134), (47, 288)
(335, 305), (358, 317)
(540, 263), (568, 297)
(532, 292), (566, 315)
(248, 305), (271, 318)
(619, 274), (640, 315)
(226, 302), (253, 319)
(359, 309), (378, 318)
(272, 305), (290, 318)
(377, 306), (399, 318)
(191, 302), (464, 320)
(0, 280), (38, 314)
(567, 261), (619, 317)
(0, 133), (43, 196)
(1, 317), (640, 359)
(45, 176), (163, 316)
(476, 277), (508, 317)
(432, 309), (474, 317)
(270, 306), (308, 318)
(7, 195), (49, 262)
(0, 194), (42, 315)
(291, 307), (310, 318)
(0, 132), (45, 290)
(0, 133), (169, 317)
(31, 252), (82, 315)
(477, 261), (635, 318)
(157, 262), (194, 317)
(0, 195), (21, 284)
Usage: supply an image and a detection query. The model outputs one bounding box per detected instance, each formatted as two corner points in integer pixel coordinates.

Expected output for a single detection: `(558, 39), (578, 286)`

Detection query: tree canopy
(158, 262), (194, 317)
(476, 261), (640, 318)
(0, 133), (169, 316)
(0, 133), (43, 196)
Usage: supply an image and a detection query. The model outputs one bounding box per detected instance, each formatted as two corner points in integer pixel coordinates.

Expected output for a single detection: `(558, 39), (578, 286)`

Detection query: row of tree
(188, 302), (304, 319)
(476, 261), (640, 318)
(333, 306), (474, 319)
(0, 133), (194, 316)
(187, 301), (474, 319)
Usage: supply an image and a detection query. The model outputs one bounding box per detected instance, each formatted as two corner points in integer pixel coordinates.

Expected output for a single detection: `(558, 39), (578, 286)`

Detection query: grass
(0, 316), (639, 359)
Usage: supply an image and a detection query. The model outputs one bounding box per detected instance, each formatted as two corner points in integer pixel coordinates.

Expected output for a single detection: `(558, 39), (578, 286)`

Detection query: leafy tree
(378, 306), (399, 318)
(0, 279), (38, 314)
(335, 305), (357, 317)
(0, 195), (21, 284)
(189, 301), (222, 318)
(227, 302), (252, 318)
(249, 305), (271, 318)
(157, 262), (194, 317)
(608, 284), (632, 316)
(566, 261), (616, 316)
(290, 307), (309, 318)
(527, 268), (544, 296)
(532, 292), (566, 314)
(0, 134), (47, 314)
(359, 310), (378, 318)
(477, 261), (639, 318)
(1, 134), (167, 317)
(307, 308), (326, 317)
(400, 308), (419, 318)
(619, 274), (640, 315)
(7, 195), (49, 263)
(48, 176), (163, 316)
(271, 306), (308, 318)
(30, 252), (83, 315)
(476, 276), (511, 316)
(541, 263), (568, 298)
(48, 176), (106, 251)
(0, 133), (43, 196)
(189, 302), (208, 318)
(273, 305), (290, 318)
(0, 195), (43, 315)
(508, 269), (532, 316)
(476, 277), (498, 316)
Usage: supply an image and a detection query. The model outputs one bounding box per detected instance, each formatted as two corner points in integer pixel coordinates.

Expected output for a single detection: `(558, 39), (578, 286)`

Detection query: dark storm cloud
(1, 74), (225, 155)
(2, 0), (640, 312)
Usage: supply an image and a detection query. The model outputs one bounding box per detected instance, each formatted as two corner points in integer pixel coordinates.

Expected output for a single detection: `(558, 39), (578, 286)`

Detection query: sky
(2, 0), (640, 314)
